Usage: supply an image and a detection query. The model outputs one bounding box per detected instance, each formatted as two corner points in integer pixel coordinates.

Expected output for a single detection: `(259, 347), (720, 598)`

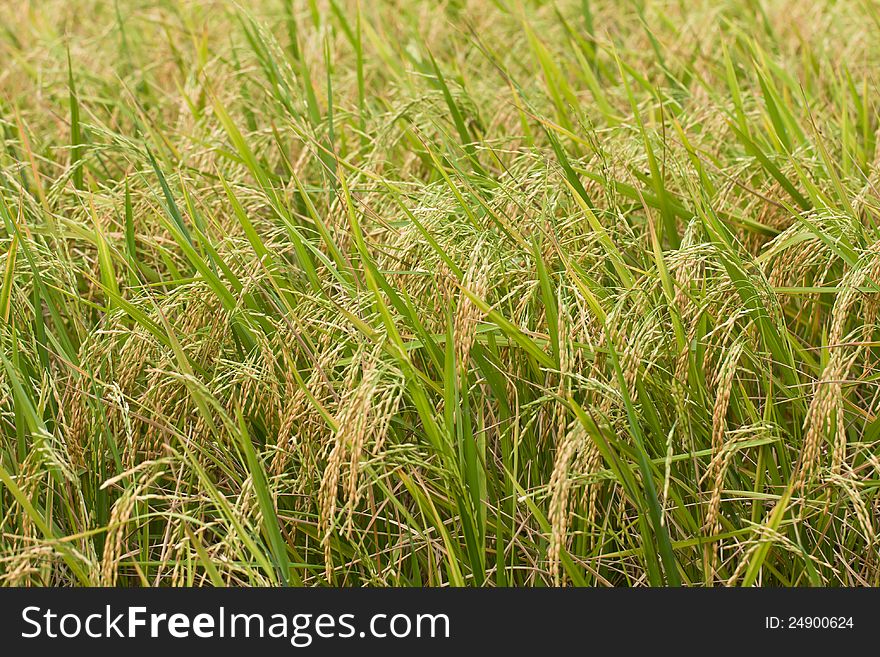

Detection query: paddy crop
(1, 0), (879, 586)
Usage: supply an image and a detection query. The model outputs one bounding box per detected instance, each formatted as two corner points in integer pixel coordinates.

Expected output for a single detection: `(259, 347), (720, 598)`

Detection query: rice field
(1, 0), (879, 586)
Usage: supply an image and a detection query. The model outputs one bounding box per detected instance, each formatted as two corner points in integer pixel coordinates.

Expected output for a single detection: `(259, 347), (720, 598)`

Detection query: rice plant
(1, 0), (879, 586)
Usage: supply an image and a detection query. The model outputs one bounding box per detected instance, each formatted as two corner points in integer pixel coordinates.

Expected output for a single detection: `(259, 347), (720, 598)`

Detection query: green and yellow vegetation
(1, 0), (879, 586)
